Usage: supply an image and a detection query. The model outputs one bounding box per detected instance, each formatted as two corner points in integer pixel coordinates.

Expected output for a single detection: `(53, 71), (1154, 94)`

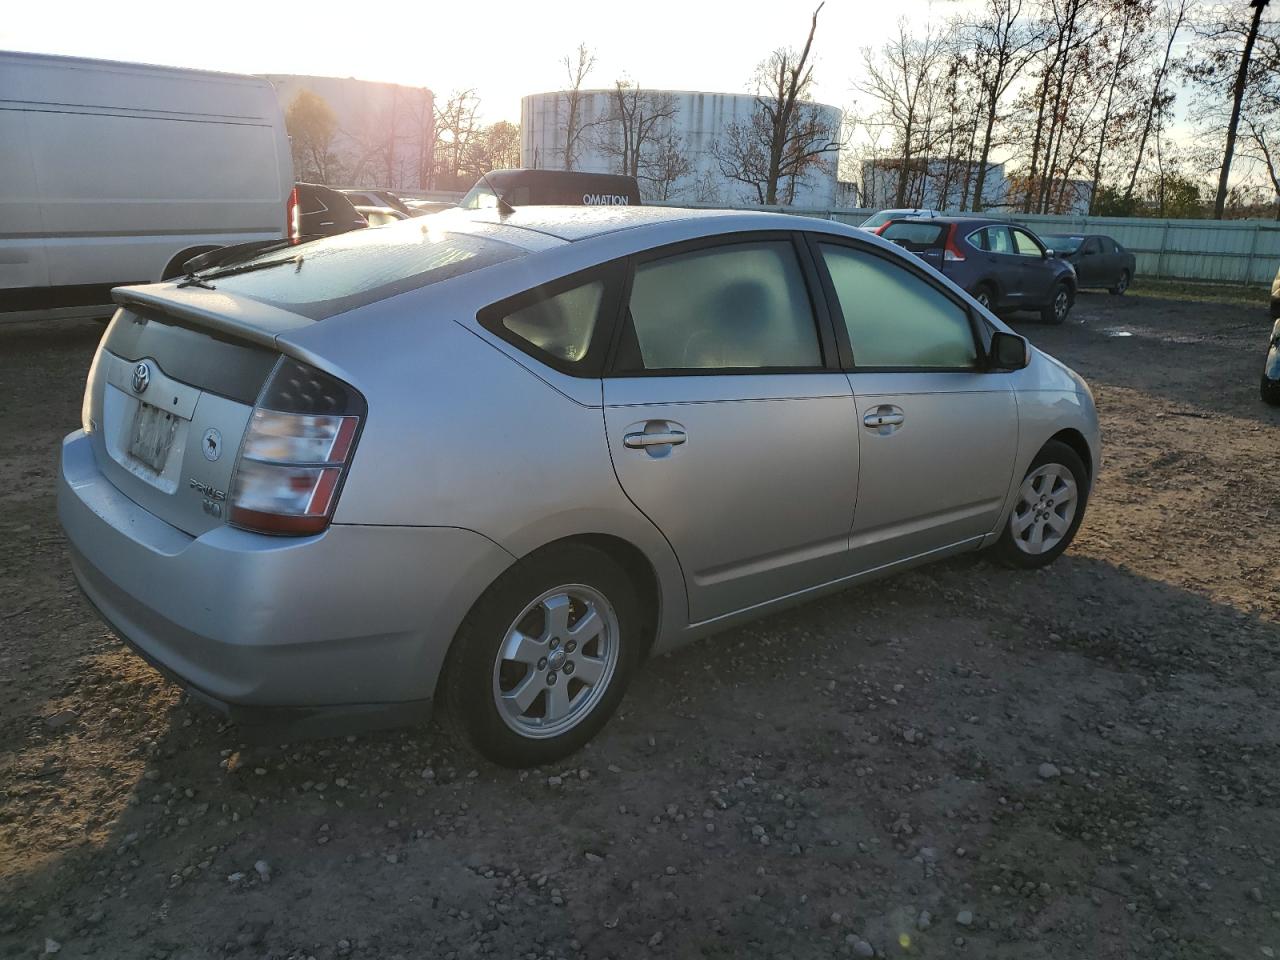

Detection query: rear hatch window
(880, 222), (947, 251)
(198, 221), (526, 319)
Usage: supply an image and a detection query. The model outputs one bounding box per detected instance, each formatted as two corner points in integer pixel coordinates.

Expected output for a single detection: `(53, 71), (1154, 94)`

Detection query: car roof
(432, 205), (811, 243)
(888, 215), (1006, 227)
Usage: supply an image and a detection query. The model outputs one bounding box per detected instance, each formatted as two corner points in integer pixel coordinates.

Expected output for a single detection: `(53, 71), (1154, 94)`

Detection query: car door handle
(624, 429), (687, 448)
(863, 408), (904, 429)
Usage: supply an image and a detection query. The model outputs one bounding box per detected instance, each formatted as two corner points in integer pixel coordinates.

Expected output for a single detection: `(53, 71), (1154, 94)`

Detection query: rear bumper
(58, 430), (514, 731)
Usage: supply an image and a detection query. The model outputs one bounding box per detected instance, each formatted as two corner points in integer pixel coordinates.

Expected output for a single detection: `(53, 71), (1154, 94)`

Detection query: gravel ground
(1, 290), (1278, 960)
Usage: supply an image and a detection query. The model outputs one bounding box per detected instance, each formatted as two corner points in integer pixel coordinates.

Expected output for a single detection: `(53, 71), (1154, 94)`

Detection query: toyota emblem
(132, 361), (151, 394)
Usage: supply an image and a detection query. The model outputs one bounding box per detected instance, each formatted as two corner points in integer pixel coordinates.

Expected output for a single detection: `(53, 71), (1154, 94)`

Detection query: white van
(0, 51), (293, 322)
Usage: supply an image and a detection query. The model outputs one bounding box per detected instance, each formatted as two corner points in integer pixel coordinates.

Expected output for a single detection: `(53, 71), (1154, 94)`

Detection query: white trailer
(0, 51), (293, 322)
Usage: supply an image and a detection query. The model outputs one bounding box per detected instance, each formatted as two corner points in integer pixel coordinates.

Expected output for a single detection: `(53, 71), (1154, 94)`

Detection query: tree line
(852, 0), (1278, 219)
(285, 0), (1278, 218)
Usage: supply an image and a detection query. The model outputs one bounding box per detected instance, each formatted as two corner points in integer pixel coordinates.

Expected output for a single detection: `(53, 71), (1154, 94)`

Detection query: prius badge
(132, 361), (151, 394)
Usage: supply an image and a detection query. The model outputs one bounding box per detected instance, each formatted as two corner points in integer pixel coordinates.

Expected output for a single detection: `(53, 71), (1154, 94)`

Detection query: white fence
(646, 201), (1280, 287)
(392, 189), (1279, 286)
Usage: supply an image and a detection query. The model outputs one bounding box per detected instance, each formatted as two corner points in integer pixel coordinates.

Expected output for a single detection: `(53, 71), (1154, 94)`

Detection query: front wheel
(1109, 270), (1130, 296)
(440, 544), (640, 767)
(1041, 283), (1071, 324)
(992, 441), (1090, 569)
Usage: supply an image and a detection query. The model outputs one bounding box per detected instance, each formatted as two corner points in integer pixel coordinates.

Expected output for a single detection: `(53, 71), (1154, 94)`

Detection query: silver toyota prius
(58, 206), (1100, 766)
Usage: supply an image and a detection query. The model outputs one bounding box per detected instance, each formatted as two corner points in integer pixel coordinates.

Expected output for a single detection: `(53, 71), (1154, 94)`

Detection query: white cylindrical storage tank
(521, 89), (841, 208)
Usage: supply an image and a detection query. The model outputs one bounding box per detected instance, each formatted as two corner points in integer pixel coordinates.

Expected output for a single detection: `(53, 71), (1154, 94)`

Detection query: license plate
(129, 401), (178, 472)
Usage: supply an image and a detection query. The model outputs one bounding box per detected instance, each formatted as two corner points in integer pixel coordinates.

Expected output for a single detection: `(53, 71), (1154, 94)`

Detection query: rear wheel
(992, 440), (1090, 569)
(972, 284), (996, 311)
(440, 544), (640, 767)
(1109, 270), (1130, 296)
(1041, 283), (1071, 324)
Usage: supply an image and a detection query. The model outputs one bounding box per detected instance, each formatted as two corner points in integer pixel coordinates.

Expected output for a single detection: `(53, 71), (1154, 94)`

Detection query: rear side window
(478, 261), (625, 376)
(881, 222), (946, 247)
(616, 241), (822, 372)
(499, 280), (605, 363)
(204, 224), (526, 320)
(820, 244), (978, 369)
(974, 226), (1014, 254)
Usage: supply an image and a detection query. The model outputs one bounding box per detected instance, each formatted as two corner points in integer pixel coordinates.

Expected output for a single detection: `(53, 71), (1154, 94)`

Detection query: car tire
(1262, 374), (1280, 406)
(439, 543), (640, 767)
(972, 284), (996, 311)
(1109, 271), (1130, 296)
(991, 440), (1090, 570)
(1041, 283), (1071, 324)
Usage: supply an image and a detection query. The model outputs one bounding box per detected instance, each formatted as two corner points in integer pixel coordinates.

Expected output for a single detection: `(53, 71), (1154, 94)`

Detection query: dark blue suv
(879, 217), (1077, 324)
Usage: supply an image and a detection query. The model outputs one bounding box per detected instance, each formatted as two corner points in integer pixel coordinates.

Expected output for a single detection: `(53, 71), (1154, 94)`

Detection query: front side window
(617, 241), (822, 372)
(1012, 229), (1045, 258)
(820, 243), (978, 369)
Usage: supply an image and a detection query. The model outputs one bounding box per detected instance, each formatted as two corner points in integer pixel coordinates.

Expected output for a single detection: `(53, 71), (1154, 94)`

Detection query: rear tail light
(943, 225), (967, 262)
(228, 359), (365, 535)
(286, 187), (300, 241)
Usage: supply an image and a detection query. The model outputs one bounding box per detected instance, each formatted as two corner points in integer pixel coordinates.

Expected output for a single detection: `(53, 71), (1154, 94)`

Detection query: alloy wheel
(1010, 463), (1078, 555)
(491, 585), (620, 739)
(1054, 289), (1069, 322)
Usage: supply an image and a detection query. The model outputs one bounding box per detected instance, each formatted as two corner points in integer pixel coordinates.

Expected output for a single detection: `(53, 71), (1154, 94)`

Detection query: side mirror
(989, 331), (1030, 371)
(1043, 248), (1055, 259)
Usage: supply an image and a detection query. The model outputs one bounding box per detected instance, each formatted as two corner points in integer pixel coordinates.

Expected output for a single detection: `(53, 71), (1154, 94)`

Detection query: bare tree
(1124, 0), (1192, 202)
(712, 4), (841, 205)
(960, 0), (1044, 209)
(285, 90), (341, 183)
(1184, 0), (1276, 218)
(560, 44), (597, 171)
(465, 120), (522, 179)
(592, 81), (692, 198)
(857, 19), (953, 207)
(432, 89), (482, 191)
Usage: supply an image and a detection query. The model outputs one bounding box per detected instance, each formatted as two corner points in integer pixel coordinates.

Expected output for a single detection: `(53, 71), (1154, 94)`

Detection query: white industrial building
(265, 75), (434, 190)
(522, 90), (843, 207)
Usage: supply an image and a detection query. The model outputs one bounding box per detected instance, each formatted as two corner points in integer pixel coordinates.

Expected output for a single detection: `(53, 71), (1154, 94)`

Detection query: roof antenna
(481, 171), (516, 217)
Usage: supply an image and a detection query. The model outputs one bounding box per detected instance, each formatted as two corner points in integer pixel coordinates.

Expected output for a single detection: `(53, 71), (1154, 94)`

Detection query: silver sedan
(58, 206), (1100, 766)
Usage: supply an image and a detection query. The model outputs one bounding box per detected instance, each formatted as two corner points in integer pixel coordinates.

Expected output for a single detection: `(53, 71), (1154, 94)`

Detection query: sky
(0, 0), (964, 124)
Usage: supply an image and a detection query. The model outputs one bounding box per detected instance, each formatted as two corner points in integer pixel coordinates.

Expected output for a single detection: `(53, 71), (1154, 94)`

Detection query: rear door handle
(624, 429), (687, 448)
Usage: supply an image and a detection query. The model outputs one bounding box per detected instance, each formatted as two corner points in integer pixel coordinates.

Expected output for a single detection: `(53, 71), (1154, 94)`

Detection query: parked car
(1272, 260), (1280, 320)
(458, 169), (642, 209)
(1040, 233), (1136, 294)
(341, 189), (420, 218)
(353, 205), (410, 227)
(59, 206), (1099, 766)
(858, 208), (943, 231)
(879, 217), (1077, 323)
(0, 51), (292, 323)
(1262, 262), (1280, 405)
(290, 183), (367, 238)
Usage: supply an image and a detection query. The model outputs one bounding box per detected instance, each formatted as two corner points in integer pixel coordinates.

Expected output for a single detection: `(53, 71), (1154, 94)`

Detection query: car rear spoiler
(112, 284), (313, 350)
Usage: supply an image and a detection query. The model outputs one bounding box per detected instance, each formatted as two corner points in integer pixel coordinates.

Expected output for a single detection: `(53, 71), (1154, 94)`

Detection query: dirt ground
(1, 290), (1278, 960)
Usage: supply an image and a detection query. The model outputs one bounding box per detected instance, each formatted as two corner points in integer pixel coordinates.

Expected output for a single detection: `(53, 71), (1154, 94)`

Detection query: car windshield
(459, 183), (500, 210)
(201, 219), (526, 319)
(880, 221), (947, 246)
(1043, 235), (1083, 254)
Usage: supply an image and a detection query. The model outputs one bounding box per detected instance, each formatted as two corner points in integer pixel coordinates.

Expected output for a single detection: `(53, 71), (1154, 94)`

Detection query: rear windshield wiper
(176, 236), (321, 287)
(182, 253), (307, 286)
